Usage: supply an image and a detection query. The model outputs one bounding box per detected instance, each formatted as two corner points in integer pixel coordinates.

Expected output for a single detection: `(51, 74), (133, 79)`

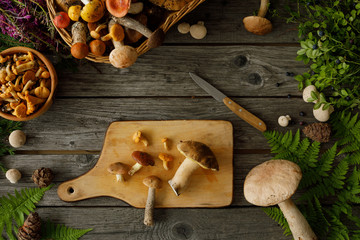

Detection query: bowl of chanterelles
(0, 47), (58, 121)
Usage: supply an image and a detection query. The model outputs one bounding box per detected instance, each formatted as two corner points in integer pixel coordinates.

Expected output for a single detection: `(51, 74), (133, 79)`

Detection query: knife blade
(189, 72), (266, 132)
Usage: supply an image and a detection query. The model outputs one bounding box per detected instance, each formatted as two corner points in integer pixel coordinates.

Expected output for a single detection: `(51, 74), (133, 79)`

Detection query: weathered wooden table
(2, 0), (359, 239)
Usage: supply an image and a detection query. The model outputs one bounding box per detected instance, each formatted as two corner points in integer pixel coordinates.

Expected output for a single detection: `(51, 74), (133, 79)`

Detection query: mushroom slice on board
(168, 141), (219, 196)
(107, 162), (128, 182)
(128, 151), (154, 176)
(244, 160), (317, 240)
(143, 176), (162, 226)
(243, 0), (273, 35)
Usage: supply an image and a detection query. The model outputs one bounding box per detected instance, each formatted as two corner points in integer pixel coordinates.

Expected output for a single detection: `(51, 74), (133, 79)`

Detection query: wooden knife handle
(223, 97), (267, 132)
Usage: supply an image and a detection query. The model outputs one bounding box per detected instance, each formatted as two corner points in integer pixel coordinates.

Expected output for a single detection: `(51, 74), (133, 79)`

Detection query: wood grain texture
(17, 98), (315, 150)
(57, 120), (233, 207)
(163, 0), (299, 44)
(53, 46), (305, 97)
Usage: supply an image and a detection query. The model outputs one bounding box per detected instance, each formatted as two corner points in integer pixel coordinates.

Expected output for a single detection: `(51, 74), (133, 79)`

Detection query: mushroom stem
(258, 0), (269, 18)
(113, 16), (152, 37)
(168, 157), (199, 196)
(144, 187), (156, 226)
(116, 174), (124, 182)
(278, 199), (317, 240)
(128, 162), (143, 176)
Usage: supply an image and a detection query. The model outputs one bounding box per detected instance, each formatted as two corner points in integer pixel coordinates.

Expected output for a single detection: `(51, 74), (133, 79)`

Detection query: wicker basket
(47, 0), (206, 64)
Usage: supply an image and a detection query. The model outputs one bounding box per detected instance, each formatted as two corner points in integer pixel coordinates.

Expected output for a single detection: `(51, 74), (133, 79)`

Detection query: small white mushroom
(6, 169), (22, 183)
(177, 22), (190, 34)
(9, 130), (26, 148)
(303, 85), (318, 103)
(278, 115), (291, 127)
(313, 104), (332, 122)
(189, 21), (207, 39)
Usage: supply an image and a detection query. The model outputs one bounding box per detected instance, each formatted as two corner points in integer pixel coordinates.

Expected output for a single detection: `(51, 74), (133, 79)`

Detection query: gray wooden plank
(160, 0), (298, 44)
(33, 207), (292, 240)
(16, 97), (314, 150)
(54, 46), (305, 97)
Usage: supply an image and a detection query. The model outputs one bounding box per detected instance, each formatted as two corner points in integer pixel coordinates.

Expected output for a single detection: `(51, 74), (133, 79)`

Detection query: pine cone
(17, 212), (41, 240)
(302, 123), (331, 142)
(32, 167), (54, 188)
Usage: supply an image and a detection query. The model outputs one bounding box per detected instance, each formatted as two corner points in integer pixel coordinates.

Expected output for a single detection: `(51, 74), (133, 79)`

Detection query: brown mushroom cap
(108, 162), (128, 174)
(89, 40), (106, 56)
(143, 175), (162, 189)
(106, 0), (131, 18)
(177, 141), (219, 171)
(244, 159), (302, 207)
(147, 29), (165, 49)
(243, 16), (273, 35)
(109, 45), (138, 68)
(71, 42), (89, 59)
(131, 151), (154, 166)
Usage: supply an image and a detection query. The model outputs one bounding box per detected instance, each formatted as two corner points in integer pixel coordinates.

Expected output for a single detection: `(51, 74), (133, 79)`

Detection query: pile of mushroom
(243, 0), (273, 35)
(0, 52), (51, 118)
(55, 0), (172, 67)
(302, 85), (334, 122)
(244, 160), (317, 240)
(177, 21), (207, 40)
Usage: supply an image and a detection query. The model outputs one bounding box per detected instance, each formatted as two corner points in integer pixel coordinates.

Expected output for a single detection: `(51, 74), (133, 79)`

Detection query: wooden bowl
(0, 47), (58, 121)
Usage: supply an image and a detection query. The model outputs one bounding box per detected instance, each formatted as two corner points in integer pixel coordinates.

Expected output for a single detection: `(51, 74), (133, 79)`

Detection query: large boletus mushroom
(243, 0), (273, 35)
(244, 160), (317, 240)
(143, 175), (162, 226)
(168, 141), (219, 196)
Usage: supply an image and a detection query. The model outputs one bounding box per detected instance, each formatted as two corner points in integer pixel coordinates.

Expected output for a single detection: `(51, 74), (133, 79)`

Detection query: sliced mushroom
(168, 141), (219, 196)
(113, 16), (165, 49)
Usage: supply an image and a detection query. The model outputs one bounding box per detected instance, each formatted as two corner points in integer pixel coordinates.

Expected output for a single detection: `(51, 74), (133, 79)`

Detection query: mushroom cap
(6, 169), (22, 183)
(89, 40), (106, 56)
(278, 115), (291, 127)
(243, 16), (273, 35)
(244, 159), (302, 206)
(303, 85), (318, 103)
(109, 45), (138, 68)
(177, 141), (219, 171)
(147, 29), (165, 49)
(131, 151), (154, 166)
(189, 22), (207, 40)
(143, 175), (162, 189)
(125, 13), (147, 43)
(71, 43), (89, 59)
(106, 0), (131, 18)
(9, 130), (26, 148)
(177, 22), (190, 34)
(80, 0), (105, 23)
(313, 105), (331, 122)
(108, 162), (128, 174)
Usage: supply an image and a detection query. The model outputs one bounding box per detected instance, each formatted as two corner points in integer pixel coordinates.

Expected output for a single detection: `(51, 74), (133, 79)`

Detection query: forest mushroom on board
(132, 130), (148, 146)
(106, 0), (131, 18)
(71, 22), (89, 59)
(143, 175), (162, 226)
(113, 16), (165, 49)
(168, 141), (219, 196)
(107, 20), (138, 68)
(128, 151), (154, 176)
(244, 159), (317, 240)
(107, 162), (128, 182)
(158, 153), (174, 170)
(80, 0), (105, 23)
(243, 0), (273, 35)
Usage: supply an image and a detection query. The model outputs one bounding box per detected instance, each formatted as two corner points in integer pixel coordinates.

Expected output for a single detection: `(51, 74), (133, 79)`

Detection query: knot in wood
(247, 73), (262, 85)
(233, 55), (247, 68)
(171, 222), (194, 239)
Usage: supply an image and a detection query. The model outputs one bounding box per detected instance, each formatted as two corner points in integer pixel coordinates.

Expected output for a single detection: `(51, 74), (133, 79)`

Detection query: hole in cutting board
(67, 187), (75, 194)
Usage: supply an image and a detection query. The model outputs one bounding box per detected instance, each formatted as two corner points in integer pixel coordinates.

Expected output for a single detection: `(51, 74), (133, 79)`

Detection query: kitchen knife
(189, 72), (266, 132)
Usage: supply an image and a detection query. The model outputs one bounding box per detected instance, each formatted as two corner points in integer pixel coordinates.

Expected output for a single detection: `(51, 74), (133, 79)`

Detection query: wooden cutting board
(57, 120), (233, 208)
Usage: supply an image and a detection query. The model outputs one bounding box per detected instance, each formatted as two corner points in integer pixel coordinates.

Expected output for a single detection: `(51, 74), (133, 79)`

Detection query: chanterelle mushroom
(107, 162), (128, 182)
(168, 141), (219, 196)
(143, 175), (162, 226)
(128, 151), (154, 176)
(244, 159), (317, 240)
(243, 0), (273, 35)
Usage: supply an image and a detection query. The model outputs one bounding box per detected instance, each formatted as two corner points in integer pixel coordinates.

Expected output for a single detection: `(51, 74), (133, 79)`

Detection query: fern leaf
(263, 207), (291, 236)
(41, 221), (92, 240)
(0, 186), (52, 239)
(317, 143), (337, 177)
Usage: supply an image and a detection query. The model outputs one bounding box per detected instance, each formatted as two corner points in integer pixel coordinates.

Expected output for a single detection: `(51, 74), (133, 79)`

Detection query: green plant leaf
(41, 221), (92, 240)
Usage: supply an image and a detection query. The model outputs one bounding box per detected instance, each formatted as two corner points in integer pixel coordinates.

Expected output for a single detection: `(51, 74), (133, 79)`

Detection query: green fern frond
(263, 207), (291, 236)
(41, 221), (92, 240)
(0, 185), (52, 239)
